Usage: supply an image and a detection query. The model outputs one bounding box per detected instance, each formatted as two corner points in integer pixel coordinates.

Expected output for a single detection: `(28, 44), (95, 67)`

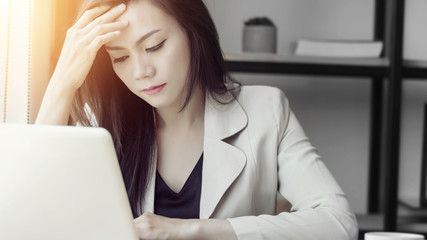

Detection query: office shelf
(225, 52), (389, 78)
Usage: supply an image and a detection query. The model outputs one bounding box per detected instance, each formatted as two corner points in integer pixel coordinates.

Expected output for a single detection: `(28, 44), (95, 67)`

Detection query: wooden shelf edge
(225, 52), (389, 77)
(224, 52), (389, 66)
(403, 60), (427, 79)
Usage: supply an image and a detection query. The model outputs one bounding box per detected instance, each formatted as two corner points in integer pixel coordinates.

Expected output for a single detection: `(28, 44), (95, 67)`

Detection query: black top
(154, 154), (203, 219)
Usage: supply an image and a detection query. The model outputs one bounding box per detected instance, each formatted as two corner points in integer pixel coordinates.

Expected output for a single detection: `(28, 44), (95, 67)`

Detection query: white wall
(204, 0), (427, 214)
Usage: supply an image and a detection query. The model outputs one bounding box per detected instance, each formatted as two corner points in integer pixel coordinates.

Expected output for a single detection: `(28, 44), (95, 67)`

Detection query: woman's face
(105, 0), (191, 110)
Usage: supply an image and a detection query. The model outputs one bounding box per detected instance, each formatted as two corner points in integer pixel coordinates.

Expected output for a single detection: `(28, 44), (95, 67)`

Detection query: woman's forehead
(117, 0), (171, 24)
(106, 1), (179, 48)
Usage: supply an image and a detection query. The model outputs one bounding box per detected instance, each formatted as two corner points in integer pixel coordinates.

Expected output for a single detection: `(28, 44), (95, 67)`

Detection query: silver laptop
(0, 123), (138, 240)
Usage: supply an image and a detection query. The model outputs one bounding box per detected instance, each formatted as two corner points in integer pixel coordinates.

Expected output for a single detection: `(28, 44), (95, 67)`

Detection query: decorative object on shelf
(295, 39), (383, 58)
(421, 102), (427, 207)
(243, 17), (277, 54)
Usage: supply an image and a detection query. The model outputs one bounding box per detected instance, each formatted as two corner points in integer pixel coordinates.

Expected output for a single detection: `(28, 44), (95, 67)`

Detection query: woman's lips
(141, 83), (166, 95)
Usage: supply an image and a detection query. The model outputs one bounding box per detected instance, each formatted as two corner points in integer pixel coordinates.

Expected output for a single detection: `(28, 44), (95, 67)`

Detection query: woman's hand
(52, 3), (128, 91)
(134, 213), (238, 240)
(36, 4), (128, 125)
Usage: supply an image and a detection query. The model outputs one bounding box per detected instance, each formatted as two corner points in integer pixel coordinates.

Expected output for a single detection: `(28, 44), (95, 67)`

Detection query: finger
(73, 5), (111, 30)
(88, 31), (121, 53)
(85, 20), (128, 44)
(83, 4), (127, 34)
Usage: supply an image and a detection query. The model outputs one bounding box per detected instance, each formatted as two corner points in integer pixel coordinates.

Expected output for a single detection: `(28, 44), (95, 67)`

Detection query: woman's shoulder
(231, 85), (291, 127)
(229, 85), (291, 137)
(236, 85), (289, 108)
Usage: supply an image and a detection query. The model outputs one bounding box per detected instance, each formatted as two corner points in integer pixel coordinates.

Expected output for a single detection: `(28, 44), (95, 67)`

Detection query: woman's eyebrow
(106, 29), (161, 51)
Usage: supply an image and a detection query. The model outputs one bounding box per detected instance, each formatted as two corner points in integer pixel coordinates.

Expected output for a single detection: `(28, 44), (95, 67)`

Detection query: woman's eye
(146, 39), (166, 53)
(113, 56), (129, 64)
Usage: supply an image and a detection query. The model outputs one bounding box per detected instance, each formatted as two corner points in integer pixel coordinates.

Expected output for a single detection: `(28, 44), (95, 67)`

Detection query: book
(295, 39), (383, 58)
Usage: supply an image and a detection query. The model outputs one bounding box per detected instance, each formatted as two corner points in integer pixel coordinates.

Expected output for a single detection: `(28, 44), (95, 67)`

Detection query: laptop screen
(0, 124), (138, 240)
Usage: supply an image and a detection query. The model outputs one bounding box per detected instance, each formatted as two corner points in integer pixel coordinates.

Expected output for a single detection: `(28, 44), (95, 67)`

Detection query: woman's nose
(133, 59), (155, 80)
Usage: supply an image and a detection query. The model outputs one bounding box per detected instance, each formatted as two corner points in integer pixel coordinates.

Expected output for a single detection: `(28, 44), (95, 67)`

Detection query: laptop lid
(0, 123), (138, 240)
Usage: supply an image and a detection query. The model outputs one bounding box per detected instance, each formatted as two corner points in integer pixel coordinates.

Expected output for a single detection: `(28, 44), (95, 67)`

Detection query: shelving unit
(225, 0), (427, 236)
(225, 53), (389, 77)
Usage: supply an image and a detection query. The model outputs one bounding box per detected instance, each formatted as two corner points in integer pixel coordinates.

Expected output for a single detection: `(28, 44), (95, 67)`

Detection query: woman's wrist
(176, 219), (202, 239)
(177, 219), (238, 240)
(35, 73), (78, 125)
(49, 70), (81, 94)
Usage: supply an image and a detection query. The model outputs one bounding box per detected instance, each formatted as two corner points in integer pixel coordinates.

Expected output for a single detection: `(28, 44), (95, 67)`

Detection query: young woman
(36, 0), (358, 239)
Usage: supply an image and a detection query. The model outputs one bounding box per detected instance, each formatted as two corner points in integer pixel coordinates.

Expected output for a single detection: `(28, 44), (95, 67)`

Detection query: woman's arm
(226, 90), (358, 240)
(134, 213), (237, 240)
(36, 4), (128, 125)
(35, 73), (78, 125)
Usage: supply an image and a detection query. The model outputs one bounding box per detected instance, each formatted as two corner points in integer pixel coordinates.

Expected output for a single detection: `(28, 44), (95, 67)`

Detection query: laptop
(0, 123), (139, 240)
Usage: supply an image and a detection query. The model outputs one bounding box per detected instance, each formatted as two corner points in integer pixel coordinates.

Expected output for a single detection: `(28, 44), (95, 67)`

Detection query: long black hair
(71, 0), (240, 217)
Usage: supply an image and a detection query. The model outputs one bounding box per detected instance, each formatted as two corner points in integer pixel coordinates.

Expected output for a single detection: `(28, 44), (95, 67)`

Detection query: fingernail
(117, 3), (125, 10)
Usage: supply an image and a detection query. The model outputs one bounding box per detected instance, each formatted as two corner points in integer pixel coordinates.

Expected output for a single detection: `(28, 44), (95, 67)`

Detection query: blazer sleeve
(227, 89), (358, 240)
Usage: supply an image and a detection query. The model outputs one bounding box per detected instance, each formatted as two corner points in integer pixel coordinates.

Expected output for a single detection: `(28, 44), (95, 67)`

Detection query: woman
(36, 0), (358, 239)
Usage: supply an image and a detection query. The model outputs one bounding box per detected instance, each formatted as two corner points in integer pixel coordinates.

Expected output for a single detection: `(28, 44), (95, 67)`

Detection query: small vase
(243, 25), (277, 53)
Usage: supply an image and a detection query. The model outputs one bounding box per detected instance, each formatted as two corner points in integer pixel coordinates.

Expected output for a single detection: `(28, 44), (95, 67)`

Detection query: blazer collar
(142, 91), (248, 218)
(204, 91), (248, 140)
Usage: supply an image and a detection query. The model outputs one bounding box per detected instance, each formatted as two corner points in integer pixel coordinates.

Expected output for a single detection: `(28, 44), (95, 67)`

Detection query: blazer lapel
(142, 148), (157, 214)
(200, 93), (248, 219)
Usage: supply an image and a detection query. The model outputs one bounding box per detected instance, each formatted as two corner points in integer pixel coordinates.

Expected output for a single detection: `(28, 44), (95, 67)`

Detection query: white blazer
(142, 86), (358, 240)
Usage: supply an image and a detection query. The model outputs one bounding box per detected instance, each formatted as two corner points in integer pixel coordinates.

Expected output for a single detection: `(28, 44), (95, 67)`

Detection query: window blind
(0, 0), (33, 124)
